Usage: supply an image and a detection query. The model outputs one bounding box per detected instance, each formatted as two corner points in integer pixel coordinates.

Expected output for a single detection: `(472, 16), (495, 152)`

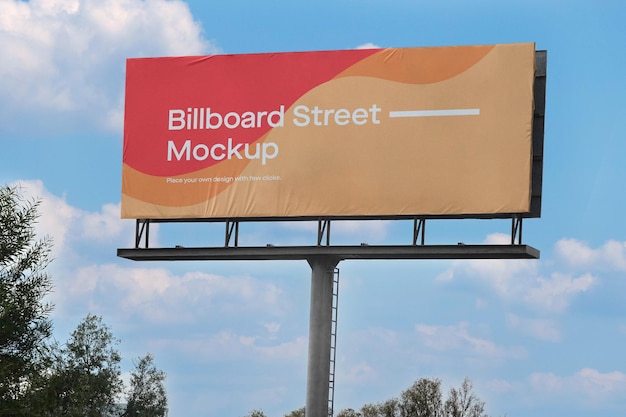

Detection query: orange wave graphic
(122, 152), (251, 207)
(334, 45), (494, 84)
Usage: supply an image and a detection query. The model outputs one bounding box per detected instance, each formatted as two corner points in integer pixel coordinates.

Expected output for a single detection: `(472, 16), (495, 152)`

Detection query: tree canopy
(45, 314), (124, 416)
(358, 377), (489, 417)
(244, 376), (496, 417)
(124, 353), (168, 417)
(1, 185), (54, 415)
(1, 184), (168, 416)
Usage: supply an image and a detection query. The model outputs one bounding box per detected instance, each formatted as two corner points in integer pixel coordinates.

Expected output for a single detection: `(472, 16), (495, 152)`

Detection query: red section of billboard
(124, 49), (379, 177)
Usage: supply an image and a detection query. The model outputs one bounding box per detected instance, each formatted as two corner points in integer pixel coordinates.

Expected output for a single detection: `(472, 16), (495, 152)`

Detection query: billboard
(122, 42), (536, 219)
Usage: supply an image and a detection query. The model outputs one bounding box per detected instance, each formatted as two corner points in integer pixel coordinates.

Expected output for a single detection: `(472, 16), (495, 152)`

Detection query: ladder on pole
(328, 268), (340, 417)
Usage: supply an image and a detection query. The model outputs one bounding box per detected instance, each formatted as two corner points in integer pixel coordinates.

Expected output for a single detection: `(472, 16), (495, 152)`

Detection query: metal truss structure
(118, 215), (538, 262)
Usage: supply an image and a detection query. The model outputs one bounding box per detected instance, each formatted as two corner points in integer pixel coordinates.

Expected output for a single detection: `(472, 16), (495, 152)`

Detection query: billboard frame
(120, 50), (545, 252)
(122, 46), (545, 222)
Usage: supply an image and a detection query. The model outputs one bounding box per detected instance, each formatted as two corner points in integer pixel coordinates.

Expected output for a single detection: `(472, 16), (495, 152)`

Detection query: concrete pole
(305, 256), (340, 417)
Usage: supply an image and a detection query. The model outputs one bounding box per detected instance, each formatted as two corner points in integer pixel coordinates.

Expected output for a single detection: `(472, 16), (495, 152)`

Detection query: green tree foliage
(399, 378), (443, 417)
(360, 403), (379, 417)
(348, 377), (493, 417)
(124, 353), (168, 417)
(0, 185), (54, 415)
(337, 408), (362, 417)
(247, 377), (494, 417)
(443, 378), (487, 417)
(284, 406), (306, 417)
(379, 398), (401, 417)
(1, 185), (168, 416)
(45, 314), (124, 416)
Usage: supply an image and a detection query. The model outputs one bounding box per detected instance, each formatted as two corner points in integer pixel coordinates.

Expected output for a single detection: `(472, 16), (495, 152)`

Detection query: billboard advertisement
(122, 42), (536, 219)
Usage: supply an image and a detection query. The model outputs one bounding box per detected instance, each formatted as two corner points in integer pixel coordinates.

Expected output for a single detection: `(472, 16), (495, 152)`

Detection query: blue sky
(1, 1), (626, 416)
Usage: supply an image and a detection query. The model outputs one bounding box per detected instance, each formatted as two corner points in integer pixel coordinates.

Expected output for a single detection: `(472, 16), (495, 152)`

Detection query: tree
(0, 185), (54, 415)
(243, 409), (269, 417)
(1, 185), (169, 416)
(338, 378), (495, 417)
(360, 403), (380, 417)
(399, 378), (443, 417)
(284, 406), (305, 417)
(124, 353), (168, 417)
(337, 408), (362, 417)
(443, 378), (487, 417)
(384, 398), (403, 417)
(46, 314), (124, 416)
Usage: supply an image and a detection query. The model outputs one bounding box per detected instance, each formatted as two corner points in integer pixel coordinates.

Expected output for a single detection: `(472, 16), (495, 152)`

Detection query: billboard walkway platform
(117, 244), (539, 262)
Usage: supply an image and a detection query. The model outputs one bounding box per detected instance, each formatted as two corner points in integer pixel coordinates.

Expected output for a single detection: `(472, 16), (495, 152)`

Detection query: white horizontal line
(389, 109), (480, 118)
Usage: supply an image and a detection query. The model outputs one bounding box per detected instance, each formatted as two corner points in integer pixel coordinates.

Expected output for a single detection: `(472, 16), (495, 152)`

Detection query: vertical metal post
(317, 220), (331, 246)
(225, 220), (239, 247)
(135, 220), (141, 248)
(511, 215), (523, 245)
(306, 256), (340, 417)
(413, 217), (426, 246)
(135, 219), (150, 249)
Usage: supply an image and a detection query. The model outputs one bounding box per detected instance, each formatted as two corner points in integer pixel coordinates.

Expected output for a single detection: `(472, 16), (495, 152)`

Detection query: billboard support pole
(306, 256), (340, 417)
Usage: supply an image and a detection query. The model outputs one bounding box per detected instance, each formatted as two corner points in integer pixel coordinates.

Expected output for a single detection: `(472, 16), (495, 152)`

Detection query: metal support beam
(118, 244), (540, 261)
(135, 219), (150, 248)
(413, 217), (426, 246)
(511, 215), (523, 245)
(225, 220), (239, 247)
(306, 256), (340, 417)
(317, 219), (331, 246)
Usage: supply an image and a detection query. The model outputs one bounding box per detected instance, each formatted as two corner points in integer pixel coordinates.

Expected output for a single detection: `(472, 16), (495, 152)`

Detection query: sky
(1, 0), (626, 416)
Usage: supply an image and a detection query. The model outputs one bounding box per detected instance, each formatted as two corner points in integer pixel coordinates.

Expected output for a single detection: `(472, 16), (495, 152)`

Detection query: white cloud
(10, 179), (138, 258)
(339, 362), (377, 384)
(280, 220), (391, 244)
(0, 0), (218, 133)
(506, 314), (561, 342)
(12, 179), (79, 253)
(56, 263), (284, 323)
(356, 42), (380, 49)
(436, 234), (538, 298)
(254, 336), (307, 360)
(81, 202), (126, 241)
(156, 330), (307, 363)
(263, 322), (281, 339)
(437, 233), (597, 313)
(554, 238), (597, 266)
(555, 238), (626, 271)
(524, 272), (596, 313)
(482, 232), (511, 245)
(332, 220), (390, 242)
(487, 378), (516, 394)
(530, 368), (626, 402)
(414, 322), (526, 360)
